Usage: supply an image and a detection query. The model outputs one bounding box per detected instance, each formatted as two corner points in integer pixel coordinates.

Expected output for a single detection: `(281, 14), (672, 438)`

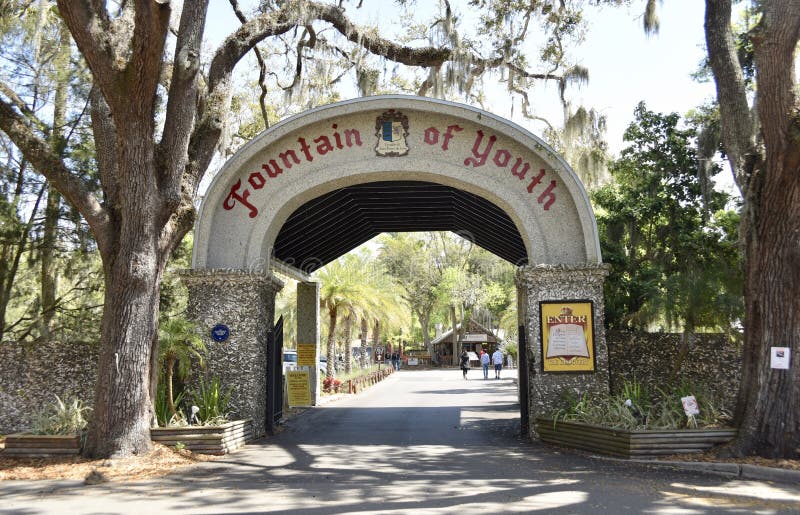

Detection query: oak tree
(703, 0), (800, 459)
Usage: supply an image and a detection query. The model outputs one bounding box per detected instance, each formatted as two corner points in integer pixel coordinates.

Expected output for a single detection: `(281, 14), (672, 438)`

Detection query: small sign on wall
(540, 300), (595, 373)
(211, 324), (230, 342)
(297, 343), (316, 367)
(771, 347), (791, 370)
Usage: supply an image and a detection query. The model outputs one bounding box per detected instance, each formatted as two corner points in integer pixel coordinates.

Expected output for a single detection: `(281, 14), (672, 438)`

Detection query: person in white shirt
(480, 350), (490, 380)
(491, 348), (504, 379)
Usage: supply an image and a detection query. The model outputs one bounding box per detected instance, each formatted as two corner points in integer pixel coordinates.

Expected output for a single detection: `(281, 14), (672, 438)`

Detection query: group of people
(460, 347), (504, 380)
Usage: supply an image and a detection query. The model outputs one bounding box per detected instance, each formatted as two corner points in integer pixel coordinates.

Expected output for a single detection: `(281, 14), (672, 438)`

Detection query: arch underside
(274, 180), (527, 273)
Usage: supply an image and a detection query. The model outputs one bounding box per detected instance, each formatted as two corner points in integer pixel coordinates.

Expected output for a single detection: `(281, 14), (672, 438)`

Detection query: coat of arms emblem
(375, 110), (409, 157)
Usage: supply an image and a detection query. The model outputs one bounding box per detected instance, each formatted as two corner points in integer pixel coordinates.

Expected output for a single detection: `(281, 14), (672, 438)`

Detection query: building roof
(431, 319), (499, 345)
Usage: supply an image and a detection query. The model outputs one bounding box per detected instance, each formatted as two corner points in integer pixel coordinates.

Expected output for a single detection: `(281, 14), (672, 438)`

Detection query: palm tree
(317, 255), (370, 377)
(317, 252), (409, 377)
(158, 317), (206, 419)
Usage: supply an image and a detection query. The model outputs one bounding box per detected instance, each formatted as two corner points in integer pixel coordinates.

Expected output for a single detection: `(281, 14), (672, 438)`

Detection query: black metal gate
(518, 325), (530, 436)
(266, 316), (284, 434)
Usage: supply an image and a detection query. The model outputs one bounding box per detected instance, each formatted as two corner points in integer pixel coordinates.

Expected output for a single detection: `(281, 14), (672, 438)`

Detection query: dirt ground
(1, 436), (797, 483)
(0, 439), (219, 482)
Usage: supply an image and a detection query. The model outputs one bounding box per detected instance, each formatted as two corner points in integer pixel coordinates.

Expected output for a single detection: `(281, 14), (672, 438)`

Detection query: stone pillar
(181, 270), (283, 437)
(516, 264), (611, 439)
(297, 281), (321, 405)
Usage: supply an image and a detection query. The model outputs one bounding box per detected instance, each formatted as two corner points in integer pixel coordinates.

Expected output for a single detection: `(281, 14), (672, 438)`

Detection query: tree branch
(228, 0), (273, 128)
(704, 0), (757, 195)
(208, 6), (296, 91)
(0, 81), (47, 132)
(0, 97), (110, 253)
(753, 0), (800, 164)
(158, 0), (208, 220)
(89, 86), (121, 215)
(55, 0), (119, 106)
(126, 0), (171, 117)
(310, 2), (451, 66)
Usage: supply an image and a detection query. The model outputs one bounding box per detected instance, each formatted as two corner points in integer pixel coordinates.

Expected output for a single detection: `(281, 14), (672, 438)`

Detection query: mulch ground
(0, 440), (218, 482)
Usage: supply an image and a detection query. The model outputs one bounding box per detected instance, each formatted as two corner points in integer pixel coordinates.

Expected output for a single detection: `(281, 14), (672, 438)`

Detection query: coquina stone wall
(516, 263), (611, 437)
(0, 331), (742, 435)
(0, 341), (98, 434)
(606, 331), (742, 410)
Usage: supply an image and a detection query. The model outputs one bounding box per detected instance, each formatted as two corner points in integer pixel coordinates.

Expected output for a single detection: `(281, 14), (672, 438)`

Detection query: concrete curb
(624, 459), (800, 485)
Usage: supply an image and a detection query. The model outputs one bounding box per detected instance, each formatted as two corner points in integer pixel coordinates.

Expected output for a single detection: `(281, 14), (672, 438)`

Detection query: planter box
(150, 419), (254, 455)
(2, 434), (81, 457)
(536, 418), (737, 458)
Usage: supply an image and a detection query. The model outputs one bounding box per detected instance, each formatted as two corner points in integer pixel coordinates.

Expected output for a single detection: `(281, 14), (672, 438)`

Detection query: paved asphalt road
(3, 368), (800, 514)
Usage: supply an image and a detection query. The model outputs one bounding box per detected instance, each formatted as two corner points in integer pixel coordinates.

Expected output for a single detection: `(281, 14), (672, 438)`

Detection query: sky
(204, 0), (733, 193)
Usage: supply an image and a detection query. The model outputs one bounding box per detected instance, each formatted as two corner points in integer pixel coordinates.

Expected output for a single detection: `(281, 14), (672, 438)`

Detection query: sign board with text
(540, 300), (595, 373)
(286, 370), (311, 407)
(771, 347), (791, 369)
(297, 343), (316, 367)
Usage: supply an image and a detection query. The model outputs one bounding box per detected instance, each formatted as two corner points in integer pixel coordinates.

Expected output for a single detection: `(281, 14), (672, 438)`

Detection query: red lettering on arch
(223, 179), (258, 218)
(537, 180), (557, 210)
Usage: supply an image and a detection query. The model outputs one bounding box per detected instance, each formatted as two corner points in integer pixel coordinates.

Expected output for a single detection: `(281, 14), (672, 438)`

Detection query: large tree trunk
(705, 0), (800, 458)
(85, 234), (164, 457)
(83, 99), (168, 455)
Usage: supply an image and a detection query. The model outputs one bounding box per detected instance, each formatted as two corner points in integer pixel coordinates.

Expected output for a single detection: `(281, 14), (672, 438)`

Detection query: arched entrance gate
(185, 96), (610, 438)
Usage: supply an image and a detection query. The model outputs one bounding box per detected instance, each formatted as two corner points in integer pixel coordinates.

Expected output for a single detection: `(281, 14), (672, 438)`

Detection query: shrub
(33, 395), (91, 435)
(155, 383), (186, 427)
(190, 377), (232, 425)
(322, 376), (342, 393)
(552, 380), (732, 430)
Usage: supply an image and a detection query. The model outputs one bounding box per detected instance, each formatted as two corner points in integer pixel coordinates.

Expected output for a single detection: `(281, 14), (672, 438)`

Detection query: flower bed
(150, 419), (253, 455)
(535, 418), (737, 458)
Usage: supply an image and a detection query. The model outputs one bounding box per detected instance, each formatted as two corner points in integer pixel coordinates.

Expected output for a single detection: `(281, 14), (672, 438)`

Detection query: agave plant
(34, 395), (91, 435)
(190, 377), (232, 425)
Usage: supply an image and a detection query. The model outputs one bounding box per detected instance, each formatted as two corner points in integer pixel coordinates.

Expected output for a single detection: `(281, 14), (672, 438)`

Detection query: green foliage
(154, 383), (187, 427)
(316, 251), (408, 375)
(33, 395), (91, 435)
(592, 102), (743, 333)
(190, 377), (233, 426)
(158, 316), (206, 381)
(552, 380), (732, 431)
(501, 339), (518, 359)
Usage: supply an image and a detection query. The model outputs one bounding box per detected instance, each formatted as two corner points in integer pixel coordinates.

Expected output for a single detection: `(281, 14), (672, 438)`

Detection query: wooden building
(431, 319), (500, 364)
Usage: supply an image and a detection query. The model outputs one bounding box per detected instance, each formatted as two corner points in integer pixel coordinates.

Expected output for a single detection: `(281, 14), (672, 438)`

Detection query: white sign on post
(770, 347), (791, 370)
(681, 395), (700, 417)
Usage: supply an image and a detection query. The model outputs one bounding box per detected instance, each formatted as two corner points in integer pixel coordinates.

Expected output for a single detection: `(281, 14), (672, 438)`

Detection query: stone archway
(185, 96), (609, 438)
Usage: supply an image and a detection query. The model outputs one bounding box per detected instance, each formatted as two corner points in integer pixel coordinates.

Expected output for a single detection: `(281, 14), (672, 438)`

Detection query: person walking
(492, 348), (504, 379)
(480, 349), (490, 380)
(460, 349), (470, 379)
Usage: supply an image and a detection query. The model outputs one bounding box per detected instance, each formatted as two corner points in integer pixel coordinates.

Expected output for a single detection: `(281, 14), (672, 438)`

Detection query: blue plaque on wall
(211, 324), (230, 342)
